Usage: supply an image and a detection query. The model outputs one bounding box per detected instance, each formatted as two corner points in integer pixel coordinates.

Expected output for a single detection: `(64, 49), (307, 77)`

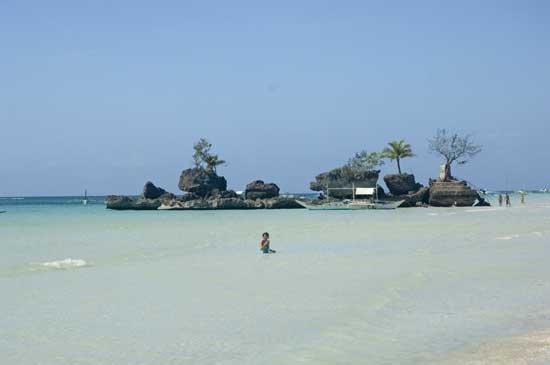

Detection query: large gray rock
(428, 181), (480, 207)
(142, 181), (167, 199)
(178, 168), (227, 197)
(105, 195), (161, 210)
(245, 180), (280, 200)
(383, 174), (422, 196)
(310, 167), (380, 199)
(396, 186), (430, 207)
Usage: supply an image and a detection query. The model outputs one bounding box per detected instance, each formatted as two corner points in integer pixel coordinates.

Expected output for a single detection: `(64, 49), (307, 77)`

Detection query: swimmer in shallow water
(260, 232), (276, 254)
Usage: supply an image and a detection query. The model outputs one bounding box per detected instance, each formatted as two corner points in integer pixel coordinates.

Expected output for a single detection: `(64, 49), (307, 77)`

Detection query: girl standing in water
(260, 232), (276, 254)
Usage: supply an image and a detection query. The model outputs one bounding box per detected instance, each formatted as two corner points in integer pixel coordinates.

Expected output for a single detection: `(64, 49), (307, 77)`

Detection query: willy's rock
(428, 180), (479, 207)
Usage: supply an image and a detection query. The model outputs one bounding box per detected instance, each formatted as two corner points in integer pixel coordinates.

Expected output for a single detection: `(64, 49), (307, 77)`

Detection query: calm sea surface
(2, 193), (550, 364)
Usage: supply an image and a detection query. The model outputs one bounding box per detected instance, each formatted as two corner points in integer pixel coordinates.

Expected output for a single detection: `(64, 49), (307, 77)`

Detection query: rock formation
(106, 154), (489, 210)
(178, 196), (301, 210)
(142, 181), (167, 199)
(381, 174), (427, 207)
(428, 180), (480, 207)
(394, 186), (430, 207)
(244, 180), (280, 200)
(310, 167), (380, 199)
(106, 177), (301, 210)
(178, 168), (227, 197)
(106, 194), (302, 210)
(383, 174), (422, 196)
(105, 195), (162, 210)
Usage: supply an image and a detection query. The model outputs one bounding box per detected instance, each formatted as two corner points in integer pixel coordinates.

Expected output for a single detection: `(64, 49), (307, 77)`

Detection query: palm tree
(382, 140), (415, 174)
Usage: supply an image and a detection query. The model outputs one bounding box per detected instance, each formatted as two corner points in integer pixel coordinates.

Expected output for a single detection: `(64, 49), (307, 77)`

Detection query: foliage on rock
(192, 138), (226, 173)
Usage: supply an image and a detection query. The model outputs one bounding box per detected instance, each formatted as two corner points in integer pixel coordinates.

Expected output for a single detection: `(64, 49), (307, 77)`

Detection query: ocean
(2, 193), (550, 364)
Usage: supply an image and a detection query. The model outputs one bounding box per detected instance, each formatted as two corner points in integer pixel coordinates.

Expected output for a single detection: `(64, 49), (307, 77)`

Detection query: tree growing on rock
(382, 140), (415, 174)
(428, 129), (481, 181)
(192, 138), (226, 173)
(310, 150), (384, 198)
(346, 150), (384, 173)
(204, 154), (225, 173)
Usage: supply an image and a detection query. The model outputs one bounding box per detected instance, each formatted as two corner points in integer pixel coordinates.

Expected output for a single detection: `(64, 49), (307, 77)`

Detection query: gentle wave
(40, 258), (88, 269)
(465, 208), (500, 213)
(495, 234), (520, 240)
(496, 232), (545, 240)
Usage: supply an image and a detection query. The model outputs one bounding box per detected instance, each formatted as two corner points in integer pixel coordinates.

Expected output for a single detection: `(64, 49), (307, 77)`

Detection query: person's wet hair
(263, 232), (269, 238)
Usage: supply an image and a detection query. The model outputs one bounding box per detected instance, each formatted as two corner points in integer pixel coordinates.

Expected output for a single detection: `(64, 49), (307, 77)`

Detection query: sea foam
(495, 234), (520, 241)
(41, 258), (88, 269)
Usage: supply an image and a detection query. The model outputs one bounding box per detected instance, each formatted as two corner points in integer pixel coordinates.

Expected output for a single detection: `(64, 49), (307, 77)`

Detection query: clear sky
(1, 0), (549, 196)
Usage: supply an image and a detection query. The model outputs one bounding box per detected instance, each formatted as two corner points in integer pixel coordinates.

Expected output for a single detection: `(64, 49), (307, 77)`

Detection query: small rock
(142, 181), (167, 199)
(383, 174), (422, 196)
(244, 180), (280, 200)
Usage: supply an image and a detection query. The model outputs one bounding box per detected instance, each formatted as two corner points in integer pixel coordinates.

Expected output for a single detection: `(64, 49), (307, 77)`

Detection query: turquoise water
(2, 193), (550, 364)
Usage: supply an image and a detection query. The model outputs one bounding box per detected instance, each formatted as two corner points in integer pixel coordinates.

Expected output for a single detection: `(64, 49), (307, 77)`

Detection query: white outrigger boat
(296, 186), (404, 210)
(296, 200), (404, 210)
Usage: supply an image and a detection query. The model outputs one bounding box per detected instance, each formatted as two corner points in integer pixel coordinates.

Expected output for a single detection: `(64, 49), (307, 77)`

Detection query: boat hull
(296, 200), (404, 210)
(295, 200), (352, 210)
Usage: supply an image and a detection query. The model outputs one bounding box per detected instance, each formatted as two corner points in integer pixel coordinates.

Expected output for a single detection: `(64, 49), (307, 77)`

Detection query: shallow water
(2, 194), (550, 364)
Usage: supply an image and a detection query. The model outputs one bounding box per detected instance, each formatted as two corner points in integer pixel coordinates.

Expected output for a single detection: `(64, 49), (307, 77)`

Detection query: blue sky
(1, 1), (549, 195)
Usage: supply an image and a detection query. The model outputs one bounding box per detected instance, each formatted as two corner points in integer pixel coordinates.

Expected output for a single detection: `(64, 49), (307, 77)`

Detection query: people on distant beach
(260, 232), (276, 254)
(498, 194), (503, 207)
(505, 193), (511, 207)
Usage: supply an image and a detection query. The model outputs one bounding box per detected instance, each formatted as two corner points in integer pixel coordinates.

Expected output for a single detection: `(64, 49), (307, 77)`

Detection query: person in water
(498, 193), (503, 207)
(260, 232), (276, 254)
(505, 193), (511, 207)
(520, 191), (526, 204)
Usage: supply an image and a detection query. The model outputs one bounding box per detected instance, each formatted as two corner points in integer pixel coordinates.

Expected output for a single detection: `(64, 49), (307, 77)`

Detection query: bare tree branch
(428, 129), (481, 166)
